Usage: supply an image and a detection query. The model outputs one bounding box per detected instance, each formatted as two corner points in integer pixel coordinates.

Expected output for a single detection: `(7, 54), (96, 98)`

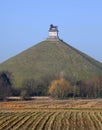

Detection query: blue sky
(0, 0), (102, 63)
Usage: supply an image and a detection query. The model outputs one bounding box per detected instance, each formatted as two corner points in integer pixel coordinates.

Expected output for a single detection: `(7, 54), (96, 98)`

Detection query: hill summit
(0, 24), (102, 88)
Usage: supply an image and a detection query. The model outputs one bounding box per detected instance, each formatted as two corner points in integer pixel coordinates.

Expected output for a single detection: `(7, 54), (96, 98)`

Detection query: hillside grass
(0, 40), (102, 88)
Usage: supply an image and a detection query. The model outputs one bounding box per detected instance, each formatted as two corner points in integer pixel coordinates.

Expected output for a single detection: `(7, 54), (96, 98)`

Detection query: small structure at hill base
(47, 24), (59, 41)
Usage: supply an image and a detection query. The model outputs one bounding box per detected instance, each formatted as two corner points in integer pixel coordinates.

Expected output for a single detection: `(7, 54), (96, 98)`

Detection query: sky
(0, 0), (102, 63)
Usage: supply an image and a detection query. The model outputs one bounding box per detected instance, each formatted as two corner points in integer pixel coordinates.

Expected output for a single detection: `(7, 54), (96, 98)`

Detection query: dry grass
(0, 97), (102, 112)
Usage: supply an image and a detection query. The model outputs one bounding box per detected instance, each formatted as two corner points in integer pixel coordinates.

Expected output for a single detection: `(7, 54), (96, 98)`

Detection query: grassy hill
(0, 39), (102, 88)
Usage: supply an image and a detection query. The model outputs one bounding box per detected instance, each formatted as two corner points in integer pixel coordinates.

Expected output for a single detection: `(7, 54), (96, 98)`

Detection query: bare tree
(0, 71), (12, 100)
(48, 78), (72, 99)
(21, 79), (35, 100)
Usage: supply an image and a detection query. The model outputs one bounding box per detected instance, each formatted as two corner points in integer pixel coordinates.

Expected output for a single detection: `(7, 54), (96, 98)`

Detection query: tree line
(0, 71), (102, 100)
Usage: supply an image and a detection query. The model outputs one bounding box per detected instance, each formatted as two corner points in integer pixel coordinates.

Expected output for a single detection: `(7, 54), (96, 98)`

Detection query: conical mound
(0, 40), (102, 87)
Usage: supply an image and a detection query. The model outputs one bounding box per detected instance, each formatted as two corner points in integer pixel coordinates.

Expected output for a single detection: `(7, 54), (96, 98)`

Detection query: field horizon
(0, 98), (102, 112)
